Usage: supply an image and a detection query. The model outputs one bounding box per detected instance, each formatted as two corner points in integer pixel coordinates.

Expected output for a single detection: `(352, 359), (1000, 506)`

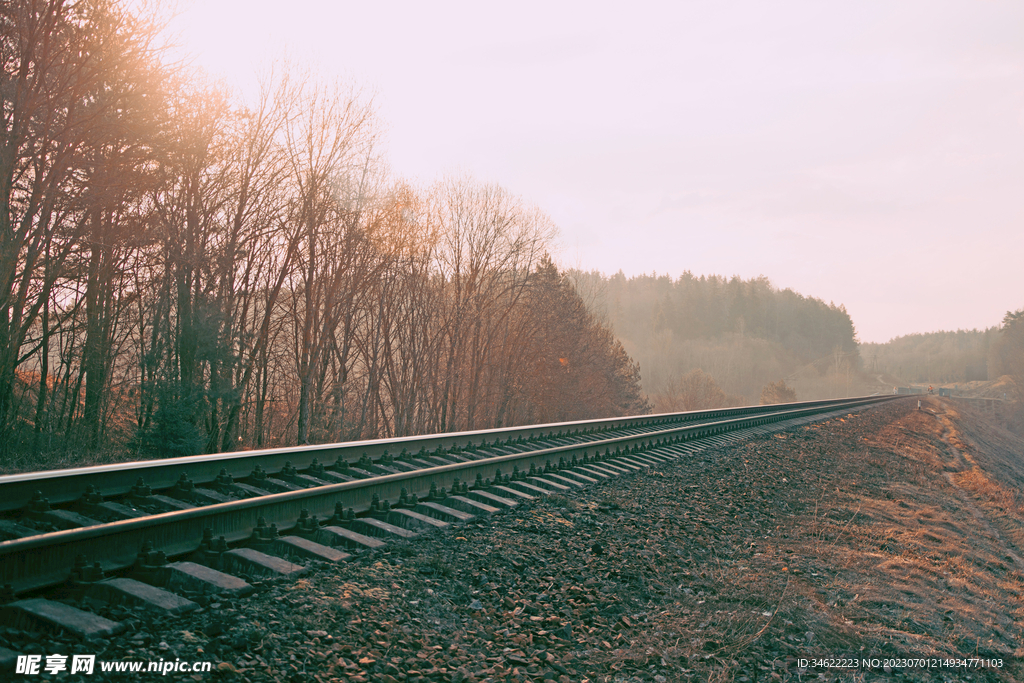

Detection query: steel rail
(0, 395), (900, 594)
(0, 396), (885, 512)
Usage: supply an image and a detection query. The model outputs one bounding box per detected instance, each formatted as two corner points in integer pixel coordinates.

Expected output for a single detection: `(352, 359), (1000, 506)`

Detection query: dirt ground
(7, 397), (1024, 682)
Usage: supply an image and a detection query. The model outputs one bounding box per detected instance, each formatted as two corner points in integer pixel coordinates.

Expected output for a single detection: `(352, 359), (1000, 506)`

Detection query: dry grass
(0, 443), (146, 476)
(952, 468), (1024, 513)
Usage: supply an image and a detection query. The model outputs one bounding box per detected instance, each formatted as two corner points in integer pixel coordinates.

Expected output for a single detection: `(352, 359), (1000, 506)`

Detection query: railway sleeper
(183, 487), (238, 506)
(155, 561), (254, 598)
(623, 456), (662, 468)
(387, 508), (451, 531)
(72, 488), (150, 521)
(278, 472), (334, 488)
(256, 476), (305, 493)
(424, 456), (460, 467)
(218, 548), (307, 580)
(487, 485), (537, 501)
(350, 517), (418, 540)
(221, 481), (276, 498)
(316, 525), (387, 551)
(80, 500), (149, 521)
(533, 473), (584, 489)
(343, 467), (378, 480)
(585, 463), (628, 477)
(557, 470), (599, 485)
(404, 458), (442, 469)
(589, 462), (630, 474)
(506, 480), (559, 496)
(24, 493), (103, 530)
(606, 458), (644, 471)
(525, 476), (570, 492)
(272, 536), (351, 564)
(87, 577), (199, 616)
(142, 494), (195, 512)
(364, 463), (405, 476)
(413, 501), (476, 523)
(166, 475), (237, 506)
(378, 460), (419, 473)
(0, 519), (43, 540)
(443, 495), (501, 517)
(312, 468), (362, 483)
(573, 465), (613, 479)
(636, 451), (674, 463)
(465, 489), (519, 509)
(2, 598), (124, 639)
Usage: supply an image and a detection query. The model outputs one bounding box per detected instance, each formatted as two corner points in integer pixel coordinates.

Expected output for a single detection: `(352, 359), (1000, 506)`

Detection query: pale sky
(165, 1), (1024, 343)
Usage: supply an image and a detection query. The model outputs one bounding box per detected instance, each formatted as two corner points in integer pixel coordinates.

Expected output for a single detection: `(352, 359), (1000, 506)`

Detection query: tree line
(998, 310), (1024, 411)
(570, 270), (861, 405)
(1, 0), (647, 466)
(860, 329), (1000, 385)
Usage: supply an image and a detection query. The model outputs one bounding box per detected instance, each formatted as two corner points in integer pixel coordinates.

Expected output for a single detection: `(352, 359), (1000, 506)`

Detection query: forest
(0, 0), (648, 468)
(859, 317), (1024, 413)
(860, 329), (999, 385)
(570, 271), (861, 408)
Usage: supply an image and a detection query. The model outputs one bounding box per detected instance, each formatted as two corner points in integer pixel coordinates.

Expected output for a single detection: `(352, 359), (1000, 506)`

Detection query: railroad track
(0, 395), (901, 640)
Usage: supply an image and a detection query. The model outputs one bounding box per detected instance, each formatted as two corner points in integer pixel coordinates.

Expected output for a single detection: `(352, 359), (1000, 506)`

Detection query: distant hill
(569, 271), (860, 404)
(861, 329), (1000, 385)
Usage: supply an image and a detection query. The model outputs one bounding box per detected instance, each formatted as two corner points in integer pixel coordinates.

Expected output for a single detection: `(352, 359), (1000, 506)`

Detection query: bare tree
(654, 368), (737, 413)
(426, 177), (554, 431)
(760, 379), (797, 405)
(278, 73), (378, 444)
(207, 73), (296, 452)
(0, 0), (166, 446)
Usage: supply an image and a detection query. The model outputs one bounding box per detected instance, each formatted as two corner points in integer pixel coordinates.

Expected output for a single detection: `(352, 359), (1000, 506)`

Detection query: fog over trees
(1, 0), (647, 465)
(998, 311), (1024, 408)
(860, 329), (1001, 385)
(571, 271), (861, 406)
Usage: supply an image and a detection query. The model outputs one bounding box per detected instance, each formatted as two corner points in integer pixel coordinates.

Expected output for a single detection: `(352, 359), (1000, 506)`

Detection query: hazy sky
(167, 1), (1024, 343)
